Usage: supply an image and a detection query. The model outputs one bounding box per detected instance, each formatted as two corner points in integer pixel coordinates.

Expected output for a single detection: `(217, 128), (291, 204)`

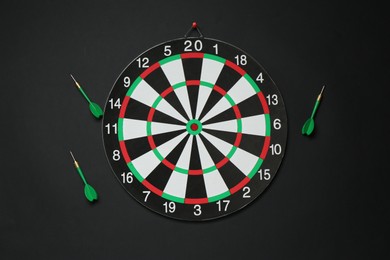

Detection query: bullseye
(190, 123), (198, 131)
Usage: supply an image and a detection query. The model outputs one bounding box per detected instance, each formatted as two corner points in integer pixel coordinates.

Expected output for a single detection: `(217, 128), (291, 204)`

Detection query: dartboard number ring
(103, 38), (287, 221)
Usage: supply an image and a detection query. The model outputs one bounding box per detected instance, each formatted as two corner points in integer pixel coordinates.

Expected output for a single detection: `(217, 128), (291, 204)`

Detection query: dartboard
(103, 37), (287, 221)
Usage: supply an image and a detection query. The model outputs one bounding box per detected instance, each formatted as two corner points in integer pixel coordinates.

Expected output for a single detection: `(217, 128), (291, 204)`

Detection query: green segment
(118, 118), (124, 141)
(237, 118), (242, 133)
(248, 159), (263, 179)
(226, 146), (238, 160)
(146, 121), (152, 136)
(162, 193), (185, 203)
(159, 54), (180, 65)
(152, 95), (163, 109)
(203, 165), (217, 174)
(172, 82), (187, 89)
(265, 114), (271, 136)
(204, 53), (226, 63)
(128, 162), (144, 182)
(186, 119), (202, 135)
(152, 149), (164, 162)
(174, 166), (188, 174)
(126, 77), (142, 96)
(208, 190), (231, 203)
(224, 94), (236, 107)
(200, 81), (214, 88)
(244, 74), (260, 93)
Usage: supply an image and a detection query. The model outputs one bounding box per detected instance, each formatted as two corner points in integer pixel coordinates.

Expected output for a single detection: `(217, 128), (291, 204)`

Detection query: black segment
(198, 90), (223, 121)
(239, 134), (266, 157)
(124, 99), (150, 121)
(182, 58), (202, 81)
(218, 160), (247, 189)
(124, 137), (151, 161)
(146, 162), (173, 191)
(189, 137), (202, 170)
(164, 134), (190, 165)
(199, 134), (225, 164)
(187, 86), (199, 119)
(215, 65), (242, 92)
(237, 94), (265, 118)
(152, 130), (186, 148)
(185, 175), (207, 198)
(143, 67), (171, 94)
(202, 106), (236, 125)
(152, 108), (186, 125)
(164, 91), (190, 121)
(202, 129), (236, 148)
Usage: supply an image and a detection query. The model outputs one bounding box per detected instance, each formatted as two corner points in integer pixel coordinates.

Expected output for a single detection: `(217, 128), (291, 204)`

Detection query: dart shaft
(78, 86), (92, 104)
(74, 163), (88, 185)
(311, 100), (320, 118)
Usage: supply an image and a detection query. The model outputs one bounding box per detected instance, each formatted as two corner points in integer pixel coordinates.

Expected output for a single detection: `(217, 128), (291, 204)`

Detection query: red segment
(258, 92), (270, 114)
(188, 169), (203, 175)
(232, 105), (241, 119)
(234, 133), (242, 147)
(181, 53), (204, 59)
(162, 159), (175, 171)
(119, 96), (130, 118)
(216, 157), (229, 169)
(213, 85), (227, 96)
(186, 80), (201, 86)
(230, 177), (250, 194)
(140, 62), (160, 79)
(225, 60), (246, 76)
(119, 141), (131, 163)
(142, 180), (163, 196)
(191, 124), (198, 131)
(161, 86), (174, 98)
(260, 136), (271, 159)
(147, 108), (156, 122)
(185, 197), (208, 204)
(147, 135), (157, 150)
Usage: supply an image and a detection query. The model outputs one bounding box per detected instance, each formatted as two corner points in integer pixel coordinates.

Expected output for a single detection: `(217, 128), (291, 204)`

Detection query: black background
(1, 0), (389, 259)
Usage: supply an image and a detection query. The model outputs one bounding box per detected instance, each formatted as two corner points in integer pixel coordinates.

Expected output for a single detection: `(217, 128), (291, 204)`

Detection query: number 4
(256, 73), (264, 83)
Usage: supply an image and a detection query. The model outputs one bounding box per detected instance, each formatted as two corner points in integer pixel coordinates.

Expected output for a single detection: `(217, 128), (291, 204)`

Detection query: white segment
(203, 114), (267, 136)
(131, 150), (161, 179)
(195, 135), (215, 169)
(175, 135), (193, 169)
(200, 58), (224, 84)
(122, 119), (184, 141)
(157, 131), (188, 158)
(131, 79), (159, 107)
(195, 58), (224, 119)
(155, 98), (187, 123)
(131, 79), (187, 123)
(241, 115), (266, 136)
(131, 132), (188, 179)
(200, 96), (231, 123)
(163, 136), (193, 199)
(161, 59), (186, 85)
(200, 76), (257, 123)
(174, 86), (193, 119)
(163, 171), (188, 199)
(195, 85), (213, 119)
(230, 147), (259, 176)
(227, 76), (257, 105)
(203, 119), (237, 133)
(195, 135), (229, 198)
(200, 131), (233, 157)
(203, 170), (229, 198)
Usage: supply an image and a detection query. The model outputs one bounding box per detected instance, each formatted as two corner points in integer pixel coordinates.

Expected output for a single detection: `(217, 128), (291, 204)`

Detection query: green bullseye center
(186, 119), (202, 135)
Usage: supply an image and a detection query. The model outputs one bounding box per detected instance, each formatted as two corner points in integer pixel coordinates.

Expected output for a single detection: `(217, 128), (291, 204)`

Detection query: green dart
(302, 85), (325, 136)
(70, 151), (98, 202)
(70, 74), (103, 119)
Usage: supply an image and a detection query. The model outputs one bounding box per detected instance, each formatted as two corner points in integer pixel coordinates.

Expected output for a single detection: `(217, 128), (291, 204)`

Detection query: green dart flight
(302, 86), (325, 136)
(70, 74), (103, 119)
(70, 151), (98, 202)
